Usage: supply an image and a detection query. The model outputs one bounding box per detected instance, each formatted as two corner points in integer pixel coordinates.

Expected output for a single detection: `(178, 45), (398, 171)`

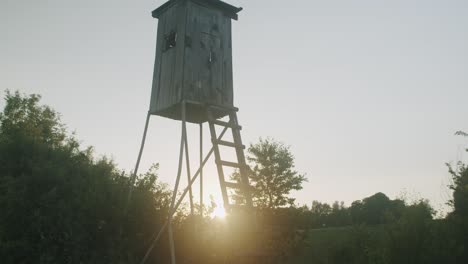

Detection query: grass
(290, 225), (387, 264)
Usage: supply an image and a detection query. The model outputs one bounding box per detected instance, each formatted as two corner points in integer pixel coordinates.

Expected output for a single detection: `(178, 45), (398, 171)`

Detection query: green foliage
(0, 91), (66, 147)
(1, 91), (467, 264)
(0, 91), (172, 263)
(447, 131), (468, 263)
(292, 225), (375, 264)
(446, 135), (468, 262)
(293, 200), (451, 264)
(378, 200), (435, 264)
(349, 193), (406, 225)
(297, 193), (408, 229)
(309, 200), (352, 228)
(448, 162), (468, 219)
(233, 137), (307, 209)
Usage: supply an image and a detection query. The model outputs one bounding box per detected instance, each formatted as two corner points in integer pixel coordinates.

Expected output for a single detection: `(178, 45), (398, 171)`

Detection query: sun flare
(210, 203), (227, 219)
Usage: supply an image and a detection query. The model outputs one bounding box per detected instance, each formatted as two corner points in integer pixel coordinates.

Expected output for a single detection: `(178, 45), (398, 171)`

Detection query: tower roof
(152, 0), (243, 20)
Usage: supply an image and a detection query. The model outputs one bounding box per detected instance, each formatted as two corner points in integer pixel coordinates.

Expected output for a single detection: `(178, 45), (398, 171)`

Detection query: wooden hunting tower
(135, 2), (255, 263)
(149, 0), (242, 123)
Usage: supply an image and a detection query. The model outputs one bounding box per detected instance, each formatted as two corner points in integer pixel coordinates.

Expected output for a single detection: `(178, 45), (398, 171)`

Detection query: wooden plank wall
(150, 1), (235, 115)
(182, 1), (198, 103)
(222, 13), (234, 106)
(150, 2), (187, 113)
(159, 3), (181, 110)
(183, 2), (234, 107)
(149, 5), (166, 113)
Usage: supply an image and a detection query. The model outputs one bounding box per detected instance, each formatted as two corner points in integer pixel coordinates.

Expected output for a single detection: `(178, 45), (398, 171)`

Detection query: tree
(444, 130), (468, 262)
(309, 201), (332, 227)
(0, 91), (173, 263)
(348, 192), (406, 225)
(232, 138), (306, 209)
(448, 163), (468, 219)
(448, 130), (468, 218)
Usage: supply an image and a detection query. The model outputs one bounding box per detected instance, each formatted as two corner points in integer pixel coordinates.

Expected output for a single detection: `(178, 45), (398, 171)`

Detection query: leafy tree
(232, 138), (306, 209)
(448, 163), (468, 219)
(0, 90), (66, 147)
(310, 201), (332, 217)
(377, 200), (435, 264)
(451, 130), (468, 218)
(309, 201), (332, 227)
(349, 192), (406, 225)
(329, 201), (352, 227)
(360, 192), (392, 225)
(455, 130), (468, 152)
(445, 130), (468, 262)
(0, 91), (172, 263)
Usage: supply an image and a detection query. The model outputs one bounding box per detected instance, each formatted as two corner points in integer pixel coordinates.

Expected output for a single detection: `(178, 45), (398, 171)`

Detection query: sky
(2, 0), (468, 213)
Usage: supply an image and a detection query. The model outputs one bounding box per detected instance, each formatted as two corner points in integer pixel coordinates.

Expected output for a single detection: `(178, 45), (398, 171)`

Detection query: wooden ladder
(206, 105), (253, 211)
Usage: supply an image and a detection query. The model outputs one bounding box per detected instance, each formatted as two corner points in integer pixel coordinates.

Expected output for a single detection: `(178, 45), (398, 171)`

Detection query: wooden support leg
(168, 102), (188, 264)
(124, 112), (151, 214)
(139, 127), (229, 264)
(119, 112), (151, 263)
(200, 123), (203, 216)
(183, 105), (194, 216)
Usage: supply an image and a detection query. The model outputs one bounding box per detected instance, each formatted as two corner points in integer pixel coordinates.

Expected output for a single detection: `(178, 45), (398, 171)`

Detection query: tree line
(0, 91), (176, 263)
(0, 91), (467, 263)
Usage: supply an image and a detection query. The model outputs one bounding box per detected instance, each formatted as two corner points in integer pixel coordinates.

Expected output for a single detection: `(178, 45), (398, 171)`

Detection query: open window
(164, 31), (177, 52)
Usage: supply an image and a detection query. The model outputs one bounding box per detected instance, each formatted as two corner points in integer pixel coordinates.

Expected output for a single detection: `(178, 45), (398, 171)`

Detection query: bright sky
(2, 0), (468, 213)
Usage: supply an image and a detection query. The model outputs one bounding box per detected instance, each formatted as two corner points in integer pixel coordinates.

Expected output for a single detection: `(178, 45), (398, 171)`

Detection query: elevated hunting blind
(133, 1), (256, 263)
(149, 0), (242, 123)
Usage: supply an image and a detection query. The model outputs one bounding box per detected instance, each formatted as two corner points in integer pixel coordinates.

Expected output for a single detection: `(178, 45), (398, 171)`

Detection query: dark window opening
(164, 31), (177, 51)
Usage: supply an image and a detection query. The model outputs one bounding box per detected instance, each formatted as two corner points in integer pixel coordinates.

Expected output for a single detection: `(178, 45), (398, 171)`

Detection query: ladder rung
(215, 140), (245, 149)
(211, 120), (242, 130)
(224, 181), (241, 189)
(218, 160), (242, 168)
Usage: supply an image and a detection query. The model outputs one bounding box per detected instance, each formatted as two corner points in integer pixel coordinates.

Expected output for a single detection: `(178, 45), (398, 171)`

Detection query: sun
(210, 201), (227, 219)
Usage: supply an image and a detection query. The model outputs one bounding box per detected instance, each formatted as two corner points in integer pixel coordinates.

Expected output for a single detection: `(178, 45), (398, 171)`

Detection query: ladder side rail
(229, 112), (253, 208)
(207, 110), (231, 210)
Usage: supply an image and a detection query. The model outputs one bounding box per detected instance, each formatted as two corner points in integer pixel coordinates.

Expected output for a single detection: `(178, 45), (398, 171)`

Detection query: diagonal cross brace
(139, 126), (229, 264)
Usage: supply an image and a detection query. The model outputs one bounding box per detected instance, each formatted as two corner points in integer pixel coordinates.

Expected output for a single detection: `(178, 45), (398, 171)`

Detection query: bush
(0, 91), (172, 263)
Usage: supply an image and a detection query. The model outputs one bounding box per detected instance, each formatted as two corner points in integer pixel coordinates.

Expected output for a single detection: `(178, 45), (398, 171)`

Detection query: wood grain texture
(150, 0), (237, 123)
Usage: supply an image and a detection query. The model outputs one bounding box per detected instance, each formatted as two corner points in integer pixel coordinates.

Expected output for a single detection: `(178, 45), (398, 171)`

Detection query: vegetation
(0, 91), (174, 263)
(0, 91), (467, 264)
(290, 135), (468, 263)
(232, 138), (307, 209)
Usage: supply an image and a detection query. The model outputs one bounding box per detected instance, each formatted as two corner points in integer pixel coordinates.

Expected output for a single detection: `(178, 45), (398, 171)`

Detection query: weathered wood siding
(149, 0), (235, 122)
(183, 1), (233, 107)
(149, 2), (187, 113)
